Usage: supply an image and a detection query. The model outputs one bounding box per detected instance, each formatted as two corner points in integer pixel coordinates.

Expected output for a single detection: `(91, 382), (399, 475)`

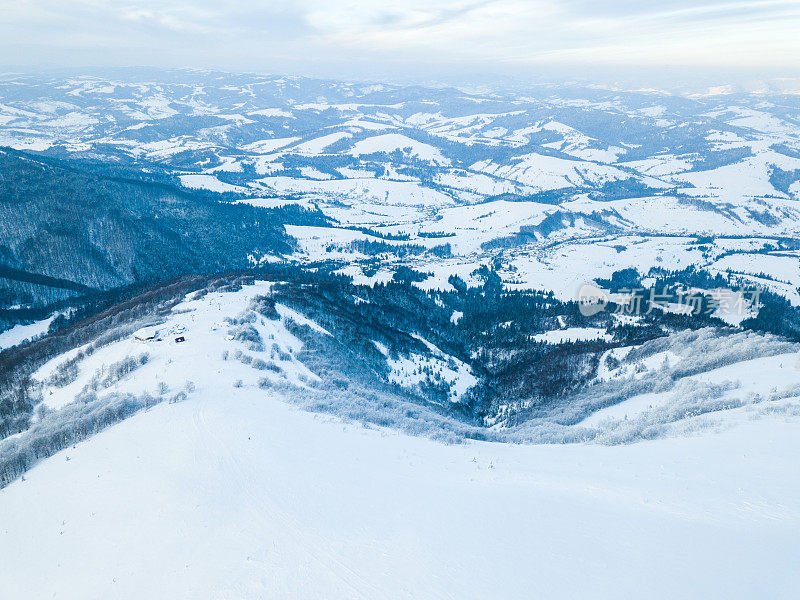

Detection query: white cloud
(0, 0), (797, 75)
(120, 7), (214, 33)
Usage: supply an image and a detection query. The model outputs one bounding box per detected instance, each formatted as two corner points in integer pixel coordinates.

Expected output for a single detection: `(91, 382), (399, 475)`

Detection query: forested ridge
(0, 148), (296, 320)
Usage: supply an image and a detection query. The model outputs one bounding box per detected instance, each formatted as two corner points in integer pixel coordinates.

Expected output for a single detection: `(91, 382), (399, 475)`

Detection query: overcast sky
(3, 0), (799, 84)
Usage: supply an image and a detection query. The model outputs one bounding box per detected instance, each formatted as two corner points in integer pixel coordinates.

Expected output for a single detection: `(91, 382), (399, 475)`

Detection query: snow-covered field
(531, 326), (611, 344)
(1, 375), (799, 599)
(0, 314), (56, 352)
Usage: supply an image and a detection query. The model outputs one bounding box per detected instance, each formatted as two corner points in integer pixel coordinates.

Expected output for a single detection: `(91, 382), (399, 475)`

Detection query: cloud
(120, 7), (215, 33)
(0, 0), (797, 76)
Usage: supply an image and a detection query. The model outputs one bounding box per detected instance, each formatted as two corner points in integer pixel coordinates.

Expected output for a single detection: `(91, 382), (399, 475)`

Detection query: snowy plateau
(1, 70), (800, 598)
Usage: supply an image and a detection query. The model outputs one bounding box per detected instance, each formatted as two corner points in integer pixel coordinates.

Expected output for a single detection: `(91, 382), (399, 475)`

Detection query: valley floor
(0, 384), (798, 599)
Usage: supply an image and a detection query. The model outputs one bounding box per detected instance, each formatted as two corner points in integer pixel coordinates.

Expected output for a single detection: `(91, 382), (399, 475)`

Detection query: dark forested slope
(0, 148), (292, 313)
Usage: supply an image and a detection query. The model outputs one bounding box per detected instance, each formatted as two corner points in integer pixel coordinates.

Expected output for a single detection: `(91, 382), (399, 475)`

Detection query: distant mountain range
(2, 69), (800, 320)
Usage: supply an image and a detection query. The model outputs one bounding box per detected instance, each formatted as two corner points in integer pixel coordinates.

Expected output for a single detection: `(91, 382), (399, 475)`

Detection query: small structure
(175, 336), (186, 343)
(134, 326), (160, 342)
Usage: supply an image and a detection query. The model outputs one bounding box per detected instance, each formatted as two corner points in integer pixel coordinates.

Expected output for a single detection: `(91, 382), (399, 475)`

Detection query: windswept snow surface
(0, 385), (798, 599)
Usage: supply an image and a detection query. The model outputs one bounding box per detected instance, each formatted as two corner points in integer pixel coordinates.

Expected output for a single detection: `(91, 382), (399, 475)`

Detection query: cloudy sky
(2, 0), (799, 82)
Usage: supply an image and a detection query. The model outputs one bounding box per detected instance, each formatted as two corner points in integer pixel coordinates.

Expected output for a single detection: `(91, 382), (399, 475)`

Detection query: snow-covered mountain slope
(3, 71), (798, 209)
(0, 267), (798, 597)
(20, 281), (474, 414)
(0, 276), (493, 462)
(6, 274), (799, 456)
(0, 148), (293, 316)
(1, 377), (798, 600)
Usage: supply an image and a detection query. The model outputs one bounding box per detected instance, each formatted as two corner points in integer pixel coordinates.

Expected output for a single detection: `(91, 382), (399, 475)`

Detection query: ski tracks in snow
(190, 395), (386, 599)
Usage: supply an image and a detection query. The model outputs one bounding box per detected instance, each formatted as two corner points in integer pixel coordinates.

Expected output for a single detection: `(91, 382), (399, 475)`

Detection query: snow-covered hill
(2, 375), (799, 599)
(1, 276), (800, 598)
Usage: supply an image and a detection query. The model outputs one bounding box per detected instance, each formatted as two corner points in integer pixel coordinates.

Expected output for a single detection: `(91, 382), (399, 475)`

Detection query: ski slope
(0, 384), (798, 599)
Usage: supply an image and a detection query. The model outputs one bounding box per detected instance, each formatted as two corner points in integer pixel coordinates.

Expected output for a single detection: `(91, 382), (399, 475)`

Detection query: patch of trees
(348, 240), (426, 257)
(0, 390), (166, 488)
